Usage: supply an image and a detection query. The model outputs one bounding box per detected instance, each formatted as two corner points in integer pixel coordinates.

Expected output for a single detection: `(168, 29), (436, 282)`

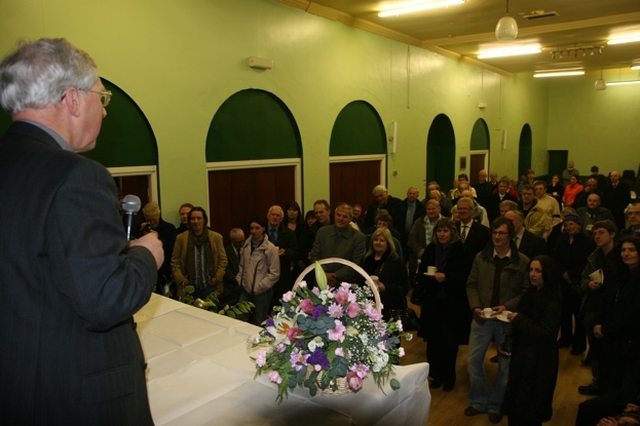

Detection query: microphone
(122, 194), (141, 241)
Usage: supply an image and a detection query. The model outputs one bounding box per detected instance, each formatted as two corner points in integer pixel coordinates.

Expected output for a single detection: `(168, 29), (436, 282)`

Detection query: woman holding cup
(503, 255), (562, 426)
(416, 218), (472, 391)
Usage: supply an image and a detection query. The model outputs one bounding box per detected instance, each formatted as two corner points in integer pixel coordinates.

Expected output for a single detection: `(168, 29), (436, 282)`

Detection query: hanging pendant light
(594, 68), (607, 90)
(495, 0), (518, 41)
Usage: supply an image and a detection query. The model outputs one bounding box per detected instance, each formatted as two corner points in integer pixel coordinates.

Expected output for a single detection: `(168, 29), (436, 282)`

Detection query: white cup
(483, 307), (493, 318)
(370, 275), (379, 286)
(427, 266), (437, 275)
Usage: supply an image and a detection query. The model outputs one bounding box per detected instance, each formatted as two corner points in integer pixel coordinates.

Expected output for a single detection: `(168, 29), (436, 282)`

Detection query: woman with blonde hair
(363, 227), (409, 320)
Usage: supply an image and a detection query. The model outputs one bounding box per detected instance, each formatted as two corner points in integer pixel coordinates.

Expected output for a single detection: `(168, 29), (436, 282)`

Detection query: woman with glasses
(416, 218), (472, 392)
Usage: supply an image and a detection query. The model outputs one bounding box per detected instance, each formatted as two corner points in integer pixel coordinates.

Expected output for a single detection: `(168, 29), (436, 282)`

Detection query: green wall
(3, 0), (636, 225)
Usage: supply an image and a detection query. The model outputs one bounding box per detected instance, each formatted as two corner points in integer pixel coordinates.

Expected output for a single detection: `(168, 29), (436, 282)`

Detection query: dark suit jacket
(0, 122), (157, 424)
(457, 220), (491, 258)
(603, 182), (631, 231)
(486, 191), (518, 224)
(517, 229), (548, 260)
(222, 243), (242, 306)
(268, 224), (299, 301)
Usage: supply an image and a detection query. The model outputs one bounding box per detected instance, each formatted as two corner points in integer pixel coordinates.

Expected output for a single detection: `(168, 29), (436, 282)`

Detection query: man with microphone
(0, 38), (163, 424)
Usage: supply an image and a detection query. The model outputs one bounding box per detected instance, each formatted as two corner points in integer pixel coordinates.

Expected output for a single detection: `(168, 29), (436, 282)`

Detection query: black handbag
(410, 282), (426, 305)
(388, 307), (420, 331)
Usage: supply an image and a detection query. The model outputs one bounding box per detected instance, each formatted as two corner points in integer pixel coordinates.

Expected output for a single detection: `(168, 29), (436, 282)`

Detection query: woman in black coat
(362, 227), (409, 320)
(503, 255), (562, 426)
(416, 218), (472, 392)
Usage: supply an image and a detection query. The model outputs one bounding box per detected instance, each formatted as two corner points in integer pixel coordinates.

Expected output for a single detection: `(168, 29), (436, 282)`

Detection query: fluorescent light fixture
(478, 45), (541, 59)
(378, 0), (465, 18)
(606, 80), (640, 86)
(534, 70), (585, 78)
(608, 35), (640, 45)
(631, 65), (640, 70)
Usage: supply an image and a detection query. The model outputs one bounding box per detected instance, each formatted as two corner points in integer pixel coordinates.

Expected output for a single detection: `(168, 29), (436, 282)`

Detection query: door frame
(107, 165), (158, 204)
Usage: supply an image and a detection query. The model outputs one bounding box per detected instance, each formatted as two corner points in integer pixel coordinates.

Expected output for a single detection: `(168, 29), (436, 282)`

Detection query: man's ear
(62, 87), (82, 117)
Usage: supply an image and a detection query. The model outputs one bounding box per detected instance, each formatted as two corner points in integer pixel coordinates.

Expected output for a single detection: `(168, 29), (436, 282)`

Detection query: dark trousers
(560, 286), (586, 351)
(425, 302), (460, 385)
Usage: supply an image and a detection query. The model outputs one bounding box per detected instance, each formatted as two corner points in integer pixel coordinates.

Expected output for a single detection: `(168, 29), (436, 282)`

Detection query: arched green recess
(426, 114), (456, 191)
(470, 118), (490, 151)
(0, 79), (157, 167)
(330, 101), (386, 156)
(518, 123), (533, 178)
(82, 78), (157, 167)
(207, 89), (301, 162)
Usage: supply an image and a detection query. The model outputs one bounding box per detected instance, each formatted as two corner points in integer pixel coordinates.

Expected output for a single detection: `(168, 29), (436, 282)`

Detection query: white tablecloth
(135, 294), (431, 426)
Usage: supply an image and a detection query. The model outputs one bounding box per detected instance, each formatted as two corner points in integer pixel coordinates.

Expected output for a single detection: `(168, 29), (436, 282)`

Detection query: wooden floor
(399, 296), (594, 425)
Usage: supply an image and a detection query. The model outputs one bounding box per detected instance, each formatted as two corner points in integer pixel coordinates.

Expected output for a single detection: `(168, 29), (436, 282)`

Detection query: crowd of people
(147, 165), (639, 425)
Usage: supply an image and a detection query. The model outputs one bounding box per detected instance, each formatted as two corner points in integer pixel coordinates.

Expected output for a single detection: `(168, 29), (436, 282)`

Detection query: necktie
(406, 202), (415, 234)
(514, 235), (520, 248)
(461, 225), (468, 242)
(269, 228), (277, 242)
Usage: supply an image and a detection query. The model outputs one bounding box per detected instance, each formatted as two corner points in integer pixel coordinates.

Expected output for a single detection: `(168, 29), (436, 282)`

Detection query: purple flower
(265, 317), (275, 328)
(308, 347), (330, 370)
(312, 305), (328, 320)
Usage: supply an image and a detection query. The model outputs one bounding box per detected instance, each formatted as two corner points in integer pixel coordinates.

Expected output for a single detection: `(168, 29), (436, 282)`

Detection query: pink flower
(346, 302), (361, 318)
(299, 298), (314, 314)
(268, 371), (283, 384)
(396, 319), (404, 332)
(328, 302), (343, 318)
(347, 371), (363, 391)
(364, 305), (382, 321)
(398, 348), (405, 357)
(327, 320), (346, 342)
(335, 347), (345, 357)
(334, 290), (349, 305)
(255, 350), (267, 367)
(285, 326), (302, 341)
(290, 350), (309, 371)
(282, 291), (295, 302)
(350, 363), (369, 379)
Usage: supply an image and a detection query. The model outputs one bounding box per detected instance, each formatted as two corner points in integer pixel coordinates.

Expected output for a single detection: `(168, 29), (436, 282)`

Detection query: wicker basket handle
(293, 257), (382, 314)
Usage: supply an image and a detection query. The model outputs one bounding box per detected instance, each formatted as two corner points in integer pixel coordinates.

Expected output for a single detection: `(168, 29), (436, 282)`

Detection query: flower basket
(249, 258), (411, 403)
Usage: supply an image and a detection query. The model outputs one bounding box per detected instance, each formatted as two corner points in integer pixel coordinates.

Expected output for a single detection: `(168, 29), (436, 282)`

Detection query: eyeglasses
(85, 89), (112, 107)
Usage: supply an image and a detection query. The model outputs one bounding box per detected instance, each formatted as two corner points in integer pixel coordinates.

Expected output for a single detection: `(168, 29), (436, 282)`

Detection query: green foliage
(181, 285), (254, 318)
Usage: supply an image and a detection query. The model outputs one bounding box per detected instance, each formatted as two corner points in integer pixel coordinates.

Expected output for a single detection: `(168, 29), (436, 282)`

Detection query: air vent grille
(523, 11), (559, 20)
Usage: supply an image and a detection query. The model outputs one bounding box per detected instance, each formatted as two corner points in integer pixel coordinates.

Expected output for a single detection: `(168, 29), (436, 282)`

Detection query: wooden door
(208, 166), (296, 245)
(329, 160), (381, 213)
(469, 153), (486, 184)
(114, 175), (150, 207)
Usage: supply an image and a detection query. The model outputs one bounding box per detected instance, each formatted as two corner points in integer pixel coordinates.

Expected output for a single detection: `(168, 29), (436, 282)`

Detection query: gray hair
(0, 38), (98, 113)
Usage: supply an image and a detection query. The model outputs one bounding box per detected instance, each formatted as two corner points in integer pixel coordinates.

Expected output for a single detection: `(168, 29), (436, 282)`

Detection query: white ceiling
(279, 0), (640, 76)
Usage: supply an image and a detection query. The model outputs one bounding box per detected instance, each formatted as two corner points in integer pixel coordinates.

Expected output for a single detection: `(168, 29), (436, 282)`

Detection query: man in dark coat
(363, 184), (402, 231)
(266, 205), (299, 307)
(0, 38), (163, 424)
(222, 228), (245, 307)
(603, 171), (632, 232)
(456, 197), (491, 259)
